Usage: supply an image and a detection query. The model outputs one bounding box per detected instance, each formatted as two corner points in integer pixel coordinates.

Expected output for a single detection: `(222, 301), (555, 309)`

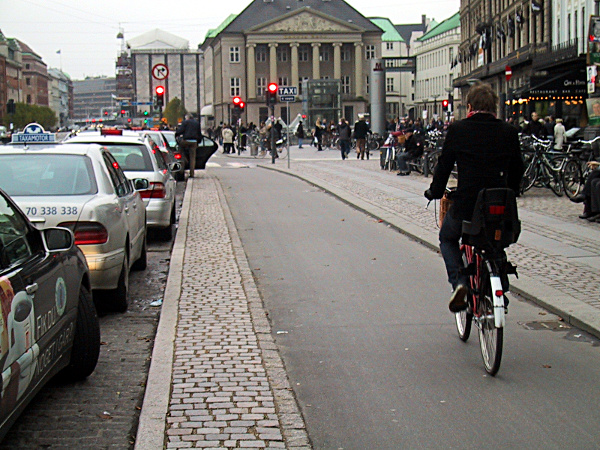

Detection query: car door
(0, 193), (67, 425)
(102, 152), (144, 265)
(147, 142), (176, 211)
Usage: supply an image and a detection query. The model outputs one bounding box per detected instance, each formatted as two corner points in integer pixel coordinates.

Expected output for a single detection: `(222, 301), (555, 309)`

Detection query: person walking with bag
(353, 114), (370, 160)
(337, 118), (351, 160)
(175, 114), (202, 178)
(296, 120), (305, 148)
(222, 125), (234, 154)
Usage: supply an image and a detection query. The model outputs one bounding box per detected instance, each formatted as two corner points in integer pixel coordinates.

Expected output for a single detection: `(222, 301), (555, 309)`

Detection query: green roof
(205, 14), (238, 40)
(418, 12), (459, 41)
(370, 18), (404, 42)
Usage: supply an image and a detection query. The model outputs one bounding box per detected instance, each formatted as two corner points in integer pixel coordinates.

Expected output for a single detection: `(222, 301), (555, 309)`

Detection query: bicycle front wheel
(562, 158), (583, 199)
(277, 146), (288, 159)
(477, 267), (503, 375)
(520, 158), (538, 194)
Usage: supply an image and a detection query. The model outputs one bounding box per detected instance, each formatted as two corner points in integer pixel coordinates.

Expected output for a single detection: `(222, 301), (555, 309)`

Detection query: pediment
(250, 9), (363, 34)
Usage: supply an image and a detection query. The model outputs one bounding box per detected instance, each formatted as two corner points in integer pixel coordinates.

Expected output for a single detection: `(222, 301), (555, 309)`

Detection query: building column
(312, 43), (321, 80)
(333, 43), (342, 80)
(290, 43), (299, 88)
(247, 44), (256, 99)
(269, 43), (278, 83)
(354, 42), (364, 98)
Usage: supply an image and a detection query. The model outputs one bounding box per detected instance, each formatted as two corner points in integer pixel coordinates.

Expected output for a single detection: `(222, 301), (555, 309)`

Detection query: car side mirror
(169, 162), (182, 172)
(43, 227), (74, 252)
(133, 178), (150, 190)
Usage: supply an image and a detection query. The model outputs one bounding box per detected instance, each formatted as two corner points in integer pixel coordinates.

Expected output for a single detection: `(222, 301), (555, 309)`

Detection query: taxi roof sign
(11, 123), (56, 143)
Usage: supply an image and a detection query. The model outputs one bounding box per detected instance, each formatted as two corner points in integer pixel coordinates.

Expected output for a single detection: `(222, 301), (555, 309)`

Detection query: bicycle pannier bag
(461, 188), (521, 250)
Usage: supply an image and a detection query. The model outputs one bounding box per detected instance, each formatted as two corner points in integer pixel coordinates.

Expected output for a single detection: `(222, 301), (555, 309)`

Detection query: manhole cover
(519, 320), (570, 331)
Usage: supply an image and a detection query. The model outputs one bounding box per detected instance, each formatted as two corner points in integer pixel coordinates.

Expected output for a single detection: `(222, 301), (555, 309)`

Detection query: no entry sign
(505, 65), (512, 82)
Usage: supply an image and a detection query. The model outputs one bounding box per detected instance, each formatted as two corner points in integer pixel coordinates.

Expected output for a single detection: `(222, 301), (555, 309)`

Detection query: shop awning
(200, 104), (214, 117)
(528, 69), (586, 97)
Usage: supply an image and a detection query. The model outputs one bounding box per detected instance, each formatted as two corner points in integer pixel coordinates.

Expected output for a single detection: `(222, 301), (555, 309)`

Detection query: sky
(2, 0), (459, 80)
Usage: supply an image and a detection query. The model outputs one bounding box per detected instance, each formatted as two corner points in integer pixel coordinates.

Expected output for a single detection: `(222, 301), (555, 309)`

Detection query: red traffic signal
(120, 109), (126, 116)
(442, 99), (449, 108)
(239, 101), (245, 111)
(233, 96), (241, 105)
(155, 85), (165, 107)
(266, 82), (278, 106)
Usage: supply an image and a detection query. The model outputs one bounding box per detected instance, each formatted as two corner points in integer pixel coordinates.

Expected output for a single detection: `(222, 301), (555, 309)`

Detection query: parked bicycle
(560, 136), (600, 199)
(520, 135), (565, 196)
(441, 187), (520, 375)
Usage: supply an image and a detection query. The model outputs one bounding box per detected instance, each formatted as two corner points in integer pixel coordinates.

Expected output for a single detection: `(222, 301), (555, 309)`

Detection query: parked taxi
(0, 124), (147, 312)
(0, 187), (100, 439)
(64, 129), (179, 241)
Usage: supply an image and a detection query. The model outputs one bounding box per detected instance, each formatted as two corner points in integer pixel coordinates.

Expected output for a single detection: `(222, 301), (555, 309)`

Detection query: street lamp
(431, 94), (440, 118)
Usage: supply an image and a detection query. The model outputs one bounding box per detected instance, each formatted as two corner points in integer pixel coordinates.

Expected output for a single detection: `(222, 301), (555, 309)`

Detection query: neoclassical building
(200, 0), (383, 127)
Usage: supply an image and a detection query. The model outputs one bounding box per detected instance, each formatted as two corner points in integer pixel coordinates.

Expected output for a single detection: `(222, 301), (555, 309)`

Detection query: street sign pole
(287, 100), (291, 169)
(271, 105), (276, 164)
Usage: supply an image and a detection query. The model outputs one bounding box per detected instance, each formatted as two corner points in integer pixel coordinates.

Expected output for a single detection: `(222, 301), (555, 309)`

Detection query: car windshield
(102, 144), (154, 171)
(0, 154), (98, 196)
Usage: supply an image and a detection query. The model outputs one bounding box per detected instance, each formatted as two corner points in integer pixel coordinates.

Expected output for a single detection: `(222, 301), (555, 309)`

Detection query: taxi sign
(11, 123), (56, 143)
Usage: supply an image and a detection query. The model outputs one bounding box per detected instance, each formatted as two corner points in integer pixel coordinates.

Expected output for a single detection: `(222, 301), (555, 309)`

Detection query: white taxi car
(0, 124), (147, 312)
(65, 129), (179, 241)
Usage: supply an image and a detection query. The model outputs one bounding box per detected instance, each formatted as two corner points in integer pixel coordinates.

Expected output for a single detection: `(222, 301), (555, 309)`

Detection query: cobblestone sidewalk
(136, 175), (309, 449)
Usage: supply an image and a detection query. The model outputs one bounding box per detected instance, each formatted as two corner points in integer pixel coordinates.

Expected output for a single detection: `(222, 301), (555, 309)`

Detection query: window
(319, 49), (329, 62)
(103, 152), (132, 197)
(257, 77), (266, 96)
(386, 42), (394, 51)
(366, 45), (376, 60)
(341, 46), (351, 61)
(366, 75), (370, 94)
(26, 94), (32, 104)
(26, 78), (31, 86)
(25, 63), (30, 69)
(278, 77), (289, 86)
(256, 46), (267, 62)
(449, 47), (453, 64)
(342, 76), (351, 94)
(0, 194), (34, 268)
(277, 46), (288, 62)
(230, 77), (241, 97)
(229, 46), (240, 63)
(299, 45), (309, 62)
(386, 77), (394, 92)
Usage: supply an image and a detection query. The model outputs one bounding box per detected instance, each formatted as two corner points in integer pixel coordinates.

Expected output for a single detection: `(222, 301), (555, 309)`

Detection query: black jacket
(353, 120), (370, 139)
(522, 119), (546, 138)
(338, 122), (351, 141)
(176, 118), (202, 141)
(405, 133), (425, 158)
(428, 113), (524, 221)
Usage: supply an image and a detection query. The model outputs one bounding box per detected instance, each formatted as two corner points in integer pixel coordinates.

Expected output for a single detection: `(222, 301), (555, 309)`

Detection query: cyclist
(424, 82), (524, 313)
(396, 128), (425, 176)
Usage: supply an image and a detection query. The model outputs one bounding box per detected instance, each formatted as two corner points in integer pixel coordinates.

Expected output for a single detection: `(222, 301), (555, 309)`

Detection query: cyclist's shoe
(449, 284), (468, 313)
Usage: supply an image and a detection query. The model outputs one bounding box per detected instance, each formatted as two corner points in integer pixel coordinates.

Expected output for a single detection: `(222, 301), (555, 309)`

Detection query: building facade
(200, 0), (383, 128)
(454, 0), (588, 127)
(18, 40), (49, 107)
(0, 32), (23, 123)
(73, 76), (116, 121)
(414, 12), (462, 121)
(48, 68), (73, 128)
(127, 29), (203, 119)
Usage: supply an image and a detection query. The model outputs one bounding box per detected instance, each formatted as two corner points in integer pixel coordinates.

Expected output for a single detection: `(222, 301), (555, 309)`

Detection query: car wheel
(109, 252), (129, 312)
(132, 231), (147, 271)
(158, 207), (175, 241)
(57, 286), (100, 381)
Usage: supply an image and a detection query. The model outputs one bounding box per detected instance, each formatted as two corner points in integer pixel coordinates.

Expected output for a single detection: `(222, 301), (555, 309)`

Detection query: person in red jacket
(424, 82), (524, 313)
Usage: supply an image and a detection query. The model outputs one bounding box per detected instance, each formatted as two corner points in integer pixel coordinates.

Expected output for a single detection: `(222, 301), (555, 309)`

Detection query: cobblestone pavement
(136, 176), (309, 449)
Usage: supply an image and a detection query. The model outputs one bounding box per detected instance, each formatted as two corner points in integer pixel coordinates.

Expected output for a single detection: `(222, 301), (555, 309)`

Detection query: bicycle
(520, 135), (565, 196)
(560, 137), (600, 199)
(446, 187), (520, 375)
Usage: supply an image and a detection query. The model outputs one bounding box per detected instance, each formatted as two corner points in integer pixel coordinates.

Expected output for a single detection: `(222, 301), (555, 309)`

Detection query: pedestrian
(337, 117), (351, 160)
(544, 115), (556, 138)
(175, 113), (203, 178)
(396, 128), (425, 175)
(353, 114), (370, 160)
(522, 112), (546, 138)
(259, 122), (268, 153)
(424, 81), (524, 313)
(296, 120), (305, 148)
(222, 125), (234, 154)
(215, 122), (223, 146)
(553, 118), (566, 150)
(314, 118), (324, 151)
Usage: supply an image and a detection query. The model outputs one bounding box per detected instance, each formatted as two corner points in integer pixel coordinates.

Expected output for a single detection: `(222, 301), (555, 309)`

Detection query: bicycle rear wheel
(562, 158), (583, 199)
(520, 158), (537, 194)
(455, 250), (473, 341)
(427, 150), (441, 176)
(477, 266), (503, 375)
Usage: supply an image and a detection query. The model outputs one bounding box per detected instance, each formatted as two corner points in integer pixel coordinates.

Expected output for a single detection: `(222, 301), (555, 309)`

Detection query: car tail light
(139, 182), (166, 199)
(101, 129), (123, 136)
(59, 221), (109, 245)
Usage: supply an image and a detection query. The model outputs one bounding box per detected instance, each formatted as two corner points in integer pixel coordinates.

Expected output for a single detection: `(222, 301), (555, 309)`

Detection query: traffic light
(143, 110), (149, 116)
(266, 82), (278, 106)
(232, 96), (245, 115)
(120, 109), (126, 117)
(442, 100), (449, 112)
(104, 110), (108, 116)
(239, 101), (245, 112)
(155, 85), (165, 107)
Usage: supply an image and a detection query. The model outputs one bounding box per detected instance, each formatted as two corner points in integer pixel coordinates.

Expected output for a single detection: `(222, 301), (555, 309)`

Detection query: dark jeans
(439, 206), (467, 289)
(340, 139), (350, 159)
(396, 152), (412, 172)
